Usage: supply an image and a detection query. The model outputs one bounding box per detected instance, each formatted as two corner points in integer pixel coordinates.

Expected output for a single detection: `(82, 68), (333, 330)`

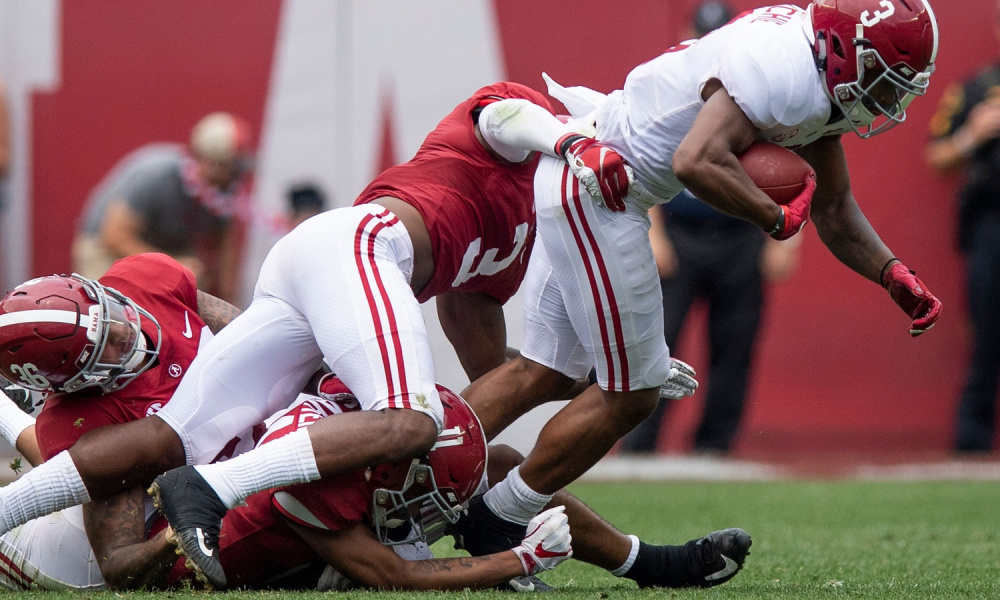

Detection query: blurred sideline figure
(72, 112), (255, 304)
(926, 0), (1000, 454)
(286, 183), (328, 230)
(622, 0), (801, 456)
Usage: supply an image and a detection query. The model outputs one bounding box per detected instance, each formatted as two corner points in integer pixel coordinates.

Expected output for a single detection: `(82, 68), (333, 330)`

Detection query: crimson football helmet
(368, 387), (487, 546)
(0, 274), (161, 393)
(810, 0), (939, 137)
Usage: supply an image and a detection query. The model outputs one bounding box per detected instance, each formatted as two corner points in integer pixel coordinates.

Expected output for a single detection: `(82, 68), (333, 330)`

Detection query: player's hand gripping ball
(737, 142), (815, 205)
(738, 142), (817, 240)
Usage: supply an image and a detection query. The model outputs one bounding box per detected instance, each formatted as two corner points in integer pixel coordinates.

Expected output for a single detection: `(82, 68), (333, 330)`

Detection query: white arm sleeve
(0, 392), (34, 449)
(478, 99), (574, 163)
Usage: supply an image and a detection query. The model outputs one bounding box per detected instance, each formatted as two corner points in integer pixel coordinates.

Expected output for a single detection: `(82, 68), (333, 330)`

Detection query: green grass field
(9, 480), (998, 599)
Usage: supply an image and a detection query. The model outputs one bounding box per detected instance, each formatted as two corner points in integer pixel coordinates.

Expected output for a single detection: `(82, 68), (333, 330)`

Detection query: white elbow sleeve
(478, 99), (572, 162)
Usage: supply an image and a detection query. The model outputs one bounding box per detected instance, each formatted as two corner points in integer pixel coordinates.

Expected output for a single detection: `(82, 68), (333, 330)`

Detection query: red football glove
(882, 262), (942, 337)
(556, 134), (632, 211)
(768, 174), (816, 240)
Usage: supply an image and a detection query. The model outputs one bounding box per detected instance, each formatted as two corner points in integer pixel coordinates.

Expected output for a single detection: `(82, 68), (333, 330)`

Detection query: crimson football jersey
(165, 392), (369, 589)
(356, 82), (552, 304)
(35, 253), (207, 460)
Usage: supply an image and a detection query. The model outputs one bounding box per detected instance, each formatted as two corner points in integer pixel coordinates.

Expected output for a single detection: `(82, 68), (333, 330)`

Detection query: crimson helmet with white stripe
(368, 387), (487, 546)
(0, 275), (160, 393)
(810, 0), (939, 137)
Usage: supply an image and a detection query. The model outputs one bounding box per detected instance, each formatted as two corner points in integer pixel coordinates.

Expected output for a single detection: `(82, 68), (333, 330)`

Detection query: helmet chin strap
(122, 332), (148, 372)
(814, 31), (828, 73)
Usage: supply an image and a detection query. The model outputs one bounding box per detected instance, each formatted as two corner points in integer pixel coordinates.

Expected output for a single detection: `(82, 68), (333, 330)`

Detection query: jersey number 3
(452, 223), (530, 287)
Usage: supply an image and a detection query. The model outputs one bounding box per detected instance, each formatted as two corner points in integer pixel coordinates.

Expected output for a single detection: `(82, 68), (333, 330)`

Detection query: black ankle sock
(622, 541), (690, 588)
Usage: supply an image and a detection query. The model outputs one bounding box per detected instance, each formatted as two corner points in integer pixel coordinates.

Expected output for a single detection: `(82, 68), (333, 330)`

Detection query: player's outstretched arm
(477, 99), (630, 210)
(288, 515), (570, 591)
(84, 487), (177, 590)
(797, 136), (941, 335)
(795, 135), (890, 279)
(485, 444), (750, 588)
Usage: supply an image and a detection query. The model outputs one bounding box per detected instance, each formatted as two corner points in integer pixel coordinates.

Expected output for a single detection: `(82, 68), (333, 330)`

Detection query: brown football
(737, 141), (815, 205)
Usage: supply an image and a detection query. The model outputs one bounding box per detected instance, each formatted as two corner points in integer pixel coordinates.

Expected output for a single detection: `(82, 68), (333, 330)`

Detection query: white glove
(2, 383), (45, 417)
(660, 358), (698, 401)
(512, 506), (572, 575)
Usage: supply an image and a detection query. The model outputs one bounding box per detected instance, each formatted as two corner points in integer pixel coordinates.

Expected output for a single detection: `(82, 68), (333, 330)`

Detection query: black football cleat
(630, 527), (752, 588)
(659, 527), (752, 588)
(449, 494), (528, 556)
(148, 466), (229, 589)
(686, 528), (752, 587)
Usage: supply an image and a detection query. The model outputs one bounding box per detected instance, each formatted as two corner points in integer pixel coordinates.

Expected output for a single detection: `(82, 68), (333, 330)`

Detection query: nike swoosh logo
(507, 578), (536, 592)
(705, 554), (738, 581)
(183, 311), (193, 339)
(196, 527), (214, 557)
(533, 544), (568, 559)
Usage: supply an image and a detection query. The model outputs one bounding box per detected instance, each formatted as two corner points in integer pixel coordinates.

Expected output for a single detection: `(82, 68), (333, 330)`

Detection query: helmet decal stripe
(0, 310), (86, 329)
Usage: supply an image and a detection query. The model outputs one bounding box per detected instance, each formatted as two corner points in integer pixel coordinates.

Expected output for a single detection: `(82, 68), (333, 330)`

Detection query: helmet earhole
(834, 68), (841, 75)
(832, 36), (845, 59)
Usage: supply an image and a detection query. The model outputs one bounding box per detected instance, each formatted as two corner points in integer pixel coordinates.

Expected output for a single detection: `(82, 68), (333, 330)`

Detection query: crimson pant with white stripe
(521, 156), (670, 392)
(157, 205), (444, 466)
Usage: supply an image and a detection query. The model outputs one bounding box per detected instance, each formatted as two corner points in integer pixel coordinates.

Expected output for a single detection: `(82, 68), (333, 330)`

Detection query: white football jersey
(579, 5), (843, 204)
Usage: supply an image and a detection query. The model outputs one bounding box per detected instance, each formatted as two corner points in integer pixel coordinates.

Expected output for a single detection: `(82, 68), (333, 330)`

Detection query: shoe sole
(148, 480), (228, 590)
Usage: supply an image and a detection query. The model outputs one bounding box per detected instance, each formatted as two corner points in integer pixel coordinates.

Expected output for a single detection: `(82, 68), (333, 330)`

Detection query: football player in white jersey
(451, 0), (944, 577)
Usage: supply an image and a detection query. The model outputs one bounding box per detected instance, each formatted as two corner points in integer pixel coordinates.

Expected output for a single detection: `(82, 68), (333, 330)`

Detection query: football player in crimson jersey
(0, 253), (247, 589)
(440, 0), (944, 573)
(0, 378), (744, 591)
(0, 381), (571, 591)
(0, 83), (634, 588)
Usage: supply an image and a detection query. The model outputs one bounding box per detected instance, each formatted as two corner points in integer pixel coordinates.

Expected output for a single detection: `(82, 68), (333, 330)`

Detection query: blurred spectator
(621, 0), (800, 456)
(286, 182), (328, 230)
(926, 5), (1000, 453)
(72, 112), (254, 304)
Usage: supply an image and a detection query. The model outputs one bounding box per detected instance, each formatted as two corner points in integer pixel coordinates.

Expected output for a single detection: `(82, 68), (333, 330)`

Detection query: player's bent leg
(0, 414), (185, 537)
(481, 444), (752, 588)
(623, 528), (753, 588)
(150, 408), (438, 590)
(309, 408), (437, 471)
(519, 385), (659, 495)
(462, 355), (575, 441)
(71, 416), (185, 497)
(155, 296), (324, 466)
(453, 387), (658, 558)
